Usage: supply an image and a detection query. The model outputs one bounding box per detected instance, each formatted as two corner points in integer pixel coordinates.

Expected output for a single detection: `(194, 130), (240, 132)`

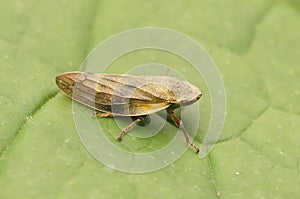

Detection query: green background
(0, 0), (299, 198)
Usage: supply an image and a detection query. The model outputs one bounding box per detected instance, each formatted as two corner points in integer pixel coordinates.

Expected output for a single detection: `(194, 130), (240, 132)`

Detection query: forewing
(106, 99), (170, 116)
(70, 73), (173, 116)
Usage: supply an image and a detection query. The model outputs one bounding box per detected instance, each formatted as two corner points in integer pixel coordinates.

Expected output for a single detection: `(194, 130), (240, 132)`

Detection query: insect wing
(57, 72), (172, 116)
(92, 74), (172, 116)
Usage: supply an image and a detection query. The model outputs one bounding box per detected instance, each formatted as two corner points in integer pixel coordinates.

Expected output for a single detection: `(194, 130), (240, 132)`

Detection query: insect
(56, 71), (202, 153)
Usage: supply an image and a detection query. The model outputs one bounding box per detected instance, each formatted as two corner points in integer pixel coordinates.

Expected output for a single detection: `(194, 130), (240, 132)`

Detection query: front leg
(167, 108), (199, 153)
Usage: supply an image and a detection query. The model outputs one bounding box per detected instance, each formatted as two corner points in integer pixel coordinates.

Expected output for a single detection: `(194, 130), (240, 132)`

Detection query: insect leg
(94, 111), (113, 118)
(116, 116), (146, 141)
(167, 109), (199, 153)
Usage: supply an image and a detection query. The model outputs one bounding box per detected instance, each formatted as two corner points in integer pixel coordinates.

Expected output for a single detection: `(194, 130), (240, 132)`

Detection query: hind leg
(94, 111), (114, 118)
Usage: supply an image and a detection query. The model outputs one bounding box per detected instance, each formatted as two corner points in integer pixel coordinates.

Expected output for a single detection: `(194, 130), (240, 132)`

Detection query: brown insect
(56, 71), (202, 153)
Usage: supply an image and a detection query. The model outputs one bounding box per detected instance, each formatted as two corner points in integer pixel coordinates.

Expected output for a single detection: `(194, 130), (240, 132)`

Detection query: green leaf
(0, 0), (299, 198)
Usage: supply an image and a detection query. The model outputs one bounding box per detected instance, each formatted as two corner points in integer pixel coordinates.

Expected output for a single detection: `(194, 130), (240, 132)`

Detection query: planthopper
(56, 71), (202, 153)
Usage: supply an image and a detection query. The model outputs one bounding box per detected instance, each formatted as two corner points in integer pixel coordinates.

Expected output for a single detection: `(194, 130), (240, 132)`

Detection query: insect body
(56, 71), (202, 153)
